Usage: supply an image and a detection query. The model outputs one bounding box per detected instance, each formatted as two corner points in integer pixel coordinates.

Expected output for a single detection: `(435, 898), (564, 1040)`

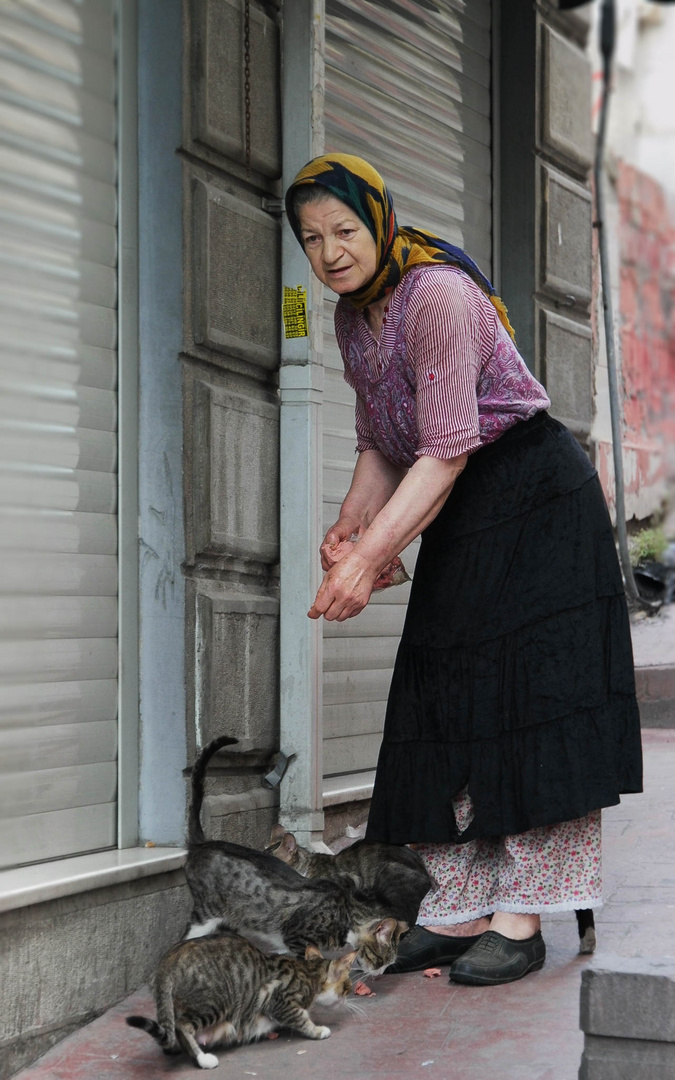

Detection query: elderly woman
(285, 154), (642, 986)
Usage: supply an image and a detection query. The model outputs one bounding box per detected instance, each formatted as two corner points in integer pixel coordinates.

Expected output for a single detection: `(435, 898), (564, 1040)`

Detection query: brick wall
(596, 161), (675, 520)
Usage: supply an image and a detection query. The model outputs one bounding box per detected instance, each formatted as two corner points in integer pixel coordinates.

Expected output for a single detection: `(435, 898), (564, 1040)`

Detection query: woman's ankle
(425, 917), (491, 937)
(489, 911), (541, 940)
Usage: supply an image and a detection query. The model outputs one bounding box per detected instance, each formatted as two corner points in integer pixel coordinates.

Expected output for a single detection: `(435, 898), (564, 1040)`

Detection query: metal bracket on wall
(261, 196), (284, 215)
(263, 746), (297, 788)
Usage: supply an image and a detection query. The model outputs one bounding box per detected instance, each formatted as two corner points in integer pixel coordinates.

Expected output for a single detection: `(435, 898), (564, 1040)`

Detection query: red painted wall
(597, 161), (675, 519)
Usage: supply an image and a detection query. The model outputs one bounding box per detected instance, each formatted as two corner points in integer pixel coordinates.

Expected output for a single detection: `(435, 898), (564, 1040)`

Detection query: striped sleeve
(405, 270), (494, 459)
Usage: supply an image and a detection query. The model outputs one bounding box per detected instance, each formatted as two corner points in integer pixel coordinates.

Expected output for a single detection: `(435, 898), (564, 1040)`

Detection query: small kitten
(185, 735), (408, 972)
(267, 825), (435, 927)
(127, 932), (357, 1070)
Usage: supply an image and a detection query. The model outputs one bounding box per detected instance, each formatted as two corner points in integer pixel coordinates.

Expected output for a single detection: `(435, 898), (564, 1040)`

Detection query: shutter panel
(0, 0), (119, 868)
(322, 0), (492, 794)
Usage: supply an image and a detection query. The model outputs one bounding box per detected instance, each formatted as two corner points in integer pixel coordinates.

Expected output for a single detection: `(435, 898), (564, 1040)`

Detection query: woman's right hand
(320, 516), (364, 571)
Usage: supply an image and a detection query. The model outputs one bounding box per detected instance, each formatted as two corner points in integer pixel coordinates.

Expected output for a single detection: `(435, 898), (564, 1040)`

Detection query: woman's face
(297, 194), (377, 294)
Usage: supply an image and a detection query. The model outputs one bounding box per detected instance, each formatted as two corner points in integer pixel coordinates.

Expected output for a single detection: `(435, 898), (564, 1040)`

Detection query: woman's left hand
(308, 549), (378, 622)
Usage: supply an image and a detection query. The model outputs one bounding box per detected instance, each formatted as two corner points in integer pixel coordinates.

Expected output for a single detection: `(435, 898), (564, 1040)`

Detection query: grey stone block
(191, 0), (281, 177)
(580, 955), (675, 1042)
(539, 306), (592, 435)
(195, 586), (279, 752)
(635, 666), (675, 728)
(555, 4), (592, 48)
(191, 179), (280, 370)
(541, 22), (593, 170)
(579, 1033), (675, 1080)
(206, 800), (279, 849)
(188, 375), (279, 562)
(638, 700), (675, 728)
(540, 163), (593, 305)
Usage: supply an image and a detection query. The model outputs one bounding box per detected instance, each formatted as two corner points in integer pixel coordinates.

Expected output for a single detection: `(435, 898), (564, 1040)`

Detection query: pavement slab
(11, 728), (675, 1080)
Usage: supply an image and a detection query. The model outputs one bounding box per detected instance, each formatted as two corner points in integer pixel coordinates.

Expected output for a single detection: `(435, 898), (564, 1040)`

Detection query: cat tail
(189, 735), (239, 844)
(126, 975), (178, 1051)
(126, 1015), (172, 1047)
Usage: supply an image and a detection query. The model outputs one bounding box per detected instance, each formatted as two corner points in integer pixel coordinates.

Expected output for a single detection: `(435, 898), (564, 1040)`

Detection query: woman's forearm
(353, 453), (466, 572)
(339, 450), (408, 530)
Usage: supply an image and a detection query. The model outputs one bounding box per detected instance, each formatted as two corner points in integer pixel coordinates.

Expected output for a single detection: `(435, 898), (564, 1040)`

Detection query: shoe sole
(449, 956), (545, 986)
(386, 954), (468, 974)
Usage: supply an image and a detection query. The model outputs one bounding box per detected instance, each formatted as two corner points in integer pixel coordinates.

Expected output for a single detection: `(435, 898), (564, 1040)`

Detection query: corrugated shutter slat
(0, 0), (118, 869)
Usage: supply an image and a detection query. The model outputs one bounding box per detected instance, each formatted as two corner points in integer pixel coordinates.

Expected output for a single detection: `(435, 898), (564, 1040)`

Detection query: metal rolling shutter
(322, 0), (492, 794)
(0, 0), (119, 868)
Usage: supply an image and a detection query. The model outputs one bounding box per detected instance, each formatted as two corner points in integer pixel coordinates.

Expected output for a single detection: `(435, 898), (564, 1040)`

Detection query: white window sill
(323, 771), (375, 808)
(0, 847), (187, 915)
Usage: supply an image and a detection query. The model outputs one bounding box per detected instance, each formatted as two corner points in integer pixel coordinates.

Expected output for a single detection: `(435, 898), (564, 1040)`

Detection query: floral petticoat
(415, 790), (602, 925)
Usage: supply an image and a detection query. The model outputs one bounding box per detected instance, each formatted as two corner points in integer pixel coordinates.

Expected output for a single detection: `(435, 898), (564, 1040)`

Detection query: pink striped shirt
(335, 265), (550, 468)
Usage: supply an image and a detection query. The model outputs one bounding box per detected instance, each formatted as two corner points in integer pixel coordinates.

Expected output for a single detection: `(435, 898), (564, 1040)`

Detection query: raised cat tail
(188, 735), (239, 844)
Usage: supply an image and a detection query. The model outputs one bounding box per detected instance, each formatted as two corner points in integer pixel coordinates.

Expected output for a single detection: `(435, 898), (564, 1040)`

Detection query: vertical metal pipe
(594, 0), (641, 603)
(279, 0), (327, 845)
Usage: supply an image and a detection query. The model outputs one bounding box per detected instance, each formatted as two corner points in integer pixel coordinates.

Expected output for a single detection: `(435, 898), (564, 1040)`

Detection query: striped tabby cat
(127, 931), (356, 1069)
(267, 824), (435, 927)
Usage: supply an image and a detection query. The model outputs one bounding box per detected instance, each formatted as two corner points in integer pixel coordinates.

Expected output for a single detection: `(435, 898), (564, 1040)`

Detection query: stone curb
(635, 665), (675, 728)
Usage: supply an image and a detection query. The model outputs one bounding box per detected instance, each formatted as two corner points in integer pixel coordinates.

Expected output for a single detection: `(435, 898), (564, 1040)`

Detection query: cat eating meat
(127, 932), (357, 1069)
(267, 824), (435, 927)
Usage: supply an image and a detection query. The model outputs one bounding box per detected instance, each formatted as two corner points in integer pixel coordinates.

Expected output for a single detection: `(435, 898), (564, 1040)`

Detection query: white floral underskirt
(415, 789), (602, 925)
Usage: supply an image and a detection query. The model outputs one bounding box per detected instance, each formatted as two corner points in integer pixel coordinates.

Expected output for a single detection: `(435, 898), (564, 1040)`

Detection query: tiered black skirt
(366, 413), (643, 845)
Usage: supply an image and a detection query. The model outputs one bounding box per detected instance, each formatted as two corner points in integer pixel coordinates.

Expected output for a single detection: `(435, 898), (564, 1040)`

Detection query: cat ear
(305, 944), (323, 960)
(369, 917), (407, 944)
(269, 823), (286, 842)
(329, 951), (357, 978)
(279, 832), (297, 856)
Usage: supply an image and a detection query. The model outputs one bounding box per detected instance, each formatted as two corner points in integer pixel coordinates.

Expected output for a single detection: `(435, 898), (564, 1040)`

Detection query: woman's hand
(320, 516), (364, 571)
(310, 453), (466, 623)
(308, 549), (378, 622)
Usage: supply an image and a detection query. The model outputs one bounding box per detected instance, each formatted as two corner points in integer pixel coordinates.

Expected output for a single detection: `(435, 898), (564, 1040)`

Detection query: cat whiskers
(342, 998), (368, 1019)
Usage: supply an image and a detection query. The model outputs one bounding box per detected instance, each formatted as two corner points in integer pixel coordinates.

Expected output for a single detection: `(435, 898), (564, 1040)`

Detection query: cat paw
(314, 1026), (331, 1040)
(196, 1051), (219, 1069)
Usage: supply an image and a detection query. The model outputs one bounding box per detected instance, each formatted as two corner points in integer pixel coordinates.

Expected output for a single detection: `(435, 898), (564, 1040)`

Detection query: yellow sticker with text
(283, 285), (309, 339)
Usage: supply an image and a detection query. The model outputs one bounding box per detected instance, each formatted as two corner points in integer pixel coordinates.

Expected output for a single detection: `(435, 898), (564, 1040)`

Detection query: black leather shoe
(448, 930), (546, 986)
(385, 925), (482, 974)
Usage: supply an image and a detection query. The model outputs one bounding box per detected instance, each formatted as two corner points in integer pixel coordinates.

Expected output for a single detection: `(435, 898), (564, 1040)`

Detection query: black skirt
(365, 412), (643, 845)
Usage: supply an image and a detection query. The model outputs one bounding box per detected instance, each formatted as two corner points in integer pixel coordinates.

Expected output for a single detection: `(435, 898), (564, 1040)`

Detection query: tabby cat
(267, 824), (435, 927)
(127, 931), (357, 1070)
(185, 735), (408, 973)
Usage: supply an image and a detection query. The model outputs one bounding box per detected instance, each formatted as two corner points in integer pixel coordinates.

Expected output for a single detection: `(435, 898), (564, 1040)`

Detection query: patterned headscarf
(285, 153), (515, 340)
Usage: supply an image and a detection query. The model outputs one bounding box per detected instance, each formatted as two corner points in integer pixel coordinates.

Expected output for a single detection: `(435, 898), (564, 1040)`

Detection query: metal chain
(244, 0), (252, 176)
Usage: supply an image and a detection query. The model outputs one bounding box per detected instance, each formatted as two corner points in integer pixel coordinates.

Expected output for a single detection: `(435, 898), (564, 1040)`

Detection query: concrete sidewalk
(11, 725), (675, 1080)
